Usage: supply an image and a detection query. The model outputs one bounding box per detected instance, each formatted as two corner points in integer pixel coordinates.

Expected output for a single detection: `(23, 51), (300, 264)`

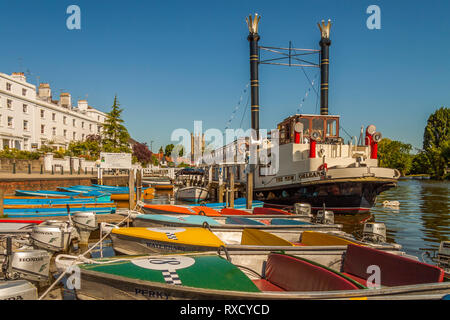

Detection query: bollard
(28, 163), (31, 174)
(52, 165), (54, 175)
(40, 164), (43, 174)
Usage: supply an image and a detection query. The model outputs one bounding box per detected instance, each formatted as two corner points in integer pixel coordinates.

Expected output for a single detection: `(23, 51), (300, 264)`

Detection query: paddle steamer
(201, 15), (400, 214)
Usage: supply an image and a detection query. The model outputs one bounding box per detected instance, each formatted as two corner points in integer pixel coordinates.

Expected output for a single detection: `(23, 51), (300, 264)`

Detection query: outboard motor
(293, 203), (313, 220)
(9, 250), (50, 283)
(30, 223), (73, 253)
(437, 241), (450, 273)
(0, 280), (38, 300)
(2, 237), (50, 284)
(315, 210), (334, 225)
(72, 211), (98, 244)
(361, 222), (387, 244)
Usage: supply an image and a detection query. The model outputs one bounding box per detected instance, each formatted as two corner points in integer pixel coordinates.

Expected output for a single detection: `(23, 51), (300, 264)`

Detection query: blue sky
(1, 0), (449, 151)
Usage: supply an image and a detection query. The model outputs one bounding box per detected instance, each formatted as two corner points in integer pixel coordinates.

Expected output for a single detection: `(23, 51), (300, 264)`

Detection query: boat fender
(318, 163), (328, 172)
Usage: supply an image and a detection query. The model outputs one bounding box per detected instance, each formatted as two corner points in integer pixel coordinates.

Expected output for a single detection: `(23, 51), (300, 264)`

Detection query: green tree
(377, 138), (413, 176)
(101, 95), (131, 153)
(421, 107), (450, 179)
(164, 144), (175, 157)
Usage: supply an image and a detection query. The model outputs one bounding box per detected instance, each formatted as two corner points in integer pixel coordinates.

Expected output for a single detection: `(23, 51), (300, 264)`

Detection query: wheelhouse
(277, 114), (341, 145)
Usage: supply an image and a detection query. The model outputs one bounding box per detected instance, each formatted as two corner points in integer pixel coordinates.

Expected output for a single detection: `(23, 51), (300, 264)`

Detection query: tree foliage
(164, 144), (175, 157)
(101, 95), (131, 153)
(377, 138), (413, 176)
(420, 107), (450, 179)
(132, 142), (153, 166)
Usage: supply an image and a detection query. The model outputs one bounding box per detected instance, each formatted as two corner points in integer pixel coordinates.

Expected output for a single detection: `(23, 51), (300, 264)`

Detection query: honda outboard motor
(72, 211), (98, 244)
(361, 222), (387, 244)
(293, 203), (313, 220)
(0, 280), (38, 300)
(437, 241), (450, 273)
(30, 223), (73, 253)
(9, 250), (50, 282)
(315, 210), (334, 225)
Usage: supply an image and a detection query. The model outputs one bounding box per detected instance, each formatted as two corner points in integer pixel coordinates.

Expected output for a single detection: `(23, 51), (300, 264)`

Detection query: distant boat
(15, 189), (107, 199)
(175, 186), (209, 202)
(3, 206), (115, 218)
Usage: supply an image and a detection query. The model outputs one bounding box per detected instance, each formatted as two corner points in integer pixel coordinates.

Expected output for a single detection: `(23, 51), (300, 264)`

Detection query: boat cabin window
(326, 118), (337, 137)
(277, 115), (340, 145)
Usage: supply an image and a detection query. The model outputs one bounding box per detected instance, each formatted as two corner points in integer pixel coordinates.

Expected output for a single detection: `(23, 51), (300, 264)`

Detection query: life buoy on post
(318, 163), (328, 172)
(237, 141), (249, 154)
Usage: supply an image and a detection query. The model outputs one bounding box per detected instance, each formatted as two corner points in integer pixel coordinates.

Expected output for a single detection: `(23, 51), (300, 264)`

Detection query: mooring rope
(38, 204), (140, 300)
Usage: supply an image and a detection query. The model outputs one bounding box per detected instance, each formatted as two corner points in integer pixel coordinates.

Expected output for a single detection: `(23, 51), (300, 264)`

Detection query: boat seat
(342, 244), (445, 287)
(252, 279), (285, 292)
(263, 253), (360, 292)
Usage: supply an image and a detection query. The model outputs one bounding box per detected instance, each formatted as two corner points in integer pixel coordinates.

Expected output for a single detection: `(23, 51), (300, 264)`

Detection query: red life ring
(318, 163), (328, 172)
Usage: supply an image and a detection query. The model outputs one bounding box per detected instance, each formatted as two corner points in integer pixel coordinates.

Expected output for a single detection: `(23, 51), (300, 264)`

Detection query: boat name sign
(298, 170), (326, 182)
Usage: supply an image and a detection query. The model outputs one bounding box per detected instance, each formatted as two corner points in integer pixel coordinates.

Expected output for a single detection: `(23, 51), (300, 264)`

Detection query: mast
(318, 20), (332, 115)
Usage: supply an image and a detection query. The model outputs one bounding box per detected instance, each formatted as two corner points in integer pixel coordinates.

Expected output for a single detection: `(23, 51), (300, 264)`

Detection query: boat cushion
(252, 279), (285, 292)
(343, 244), (445, 286)
(264, 253), (360, 291)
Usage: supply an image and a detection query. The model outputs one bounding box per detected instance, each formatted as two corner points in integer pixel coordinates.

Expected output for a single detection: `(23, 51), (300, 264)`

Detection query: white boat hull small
(175, 187), (209, 202)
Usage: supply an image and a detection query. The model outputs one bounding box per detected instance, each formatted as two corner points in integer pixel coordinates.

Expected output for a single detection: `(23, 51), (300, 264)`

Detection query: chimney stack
(318, 20), (332, 115)
(60, 92), (72, 108)
(38, 83), (52, 102)
(11, 72), (26, 82)
(246, 13), (261, 138)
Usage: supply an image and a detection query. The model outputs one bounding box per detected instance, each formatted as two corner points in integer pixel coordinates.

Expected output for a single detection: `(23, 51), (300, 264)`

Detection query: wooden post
(129, 169), (136, 210)
(0, 189), (4, 217)
(229, 167), (235, 208)
(136, 169), (142, 202)
(246, 171), (253, 209)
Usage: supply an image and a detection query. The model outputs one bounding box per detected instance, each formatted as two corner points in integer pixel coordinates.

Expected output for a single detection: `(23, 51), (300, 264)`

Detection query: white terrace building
(0, 72), (107, 151)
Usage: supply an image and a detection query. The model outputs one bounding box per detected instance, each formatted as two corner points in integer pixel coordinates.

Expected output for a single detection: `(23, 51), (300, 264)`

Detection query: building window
(52, 113), (56, 121)
(63, 116), (67, 125)
(89, 124), (92, 131)
(23, 120), (28, 131)
(52, 127), (56, 136)
(23, 104), (27, 113)
(41, 124), (45, 134)
(22, 88), (27, 96)
(73, 132), (76, 140)
(63, 129), (67, 138)
(6, 83), (11, 91)
(73, 119), (76, 127)
(7, 99), (12, 109)
(40, 110), (45, 118)
(24, 138), (28, 150)
(81, 121), (84, 128)
(97, 125), (101, 133)
(82, 133), (85, 140)
(98, 115), (100, 121)
(8, 117), (13, 128)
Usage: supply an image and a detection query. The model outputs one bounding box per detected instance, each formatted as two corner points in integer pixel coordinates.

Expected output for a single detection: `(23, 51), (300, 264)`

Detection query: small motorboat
(140, 204), (222, 216)
(189, 198), (264, 210)
(106, 226), (402, 257)
(175, 186), (209, 202)
(61, 245), (449, 300)
(131, 214), (343, 232)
